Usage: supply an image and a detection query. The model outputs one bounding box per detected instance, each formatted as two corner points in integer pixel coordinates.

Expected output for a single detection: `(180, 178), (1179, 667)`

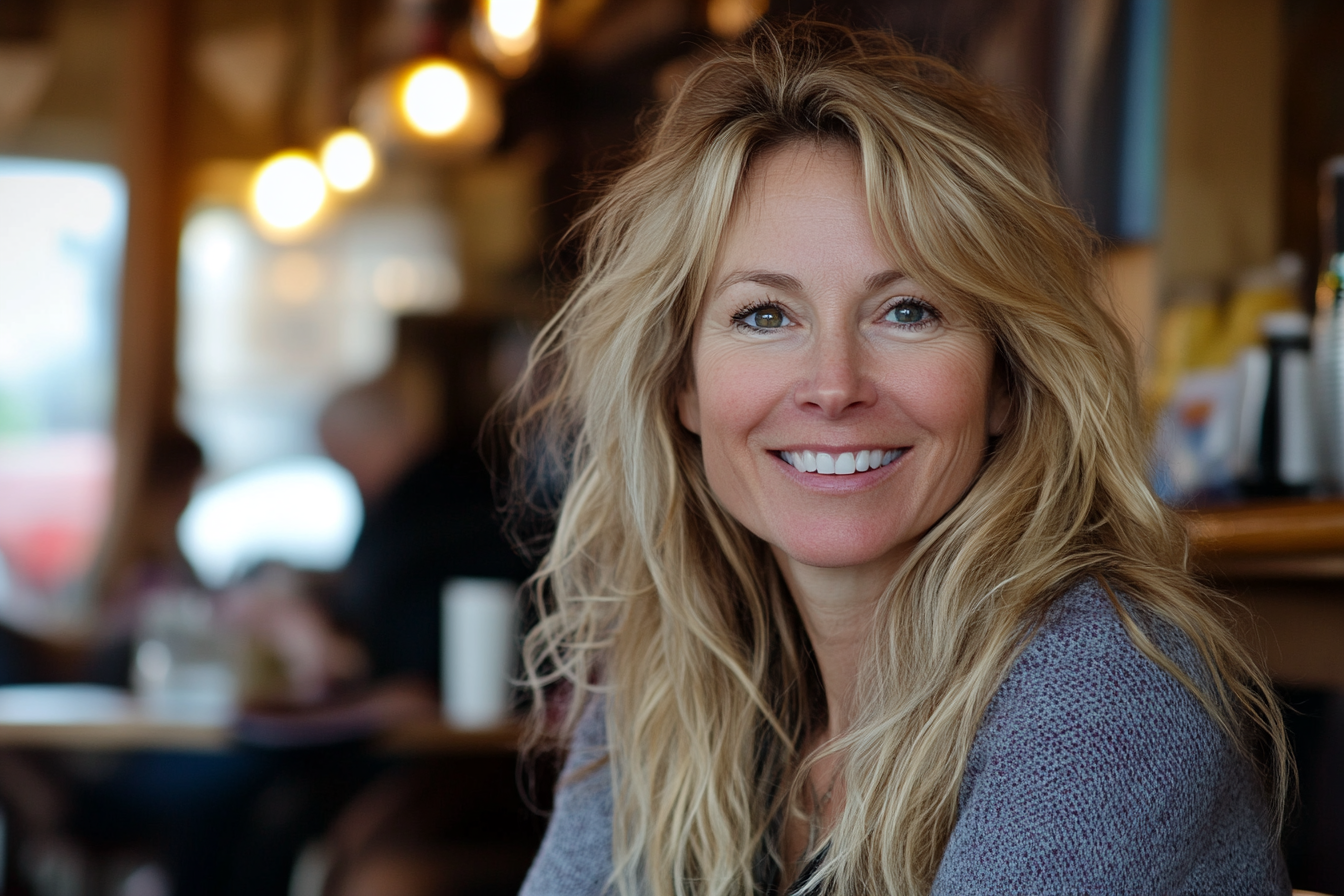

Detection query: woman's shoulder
(1019, 575), (1197, 666)
(973, 575), (1231, 789)
(935, 576), (1287, 895)
(519, 694), (615, 896)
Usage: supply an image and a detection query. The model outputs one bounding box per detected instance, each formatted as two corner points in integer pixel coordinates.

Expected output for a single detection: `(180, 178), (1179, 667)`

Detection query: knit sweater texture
(519, 578), (1289, 895)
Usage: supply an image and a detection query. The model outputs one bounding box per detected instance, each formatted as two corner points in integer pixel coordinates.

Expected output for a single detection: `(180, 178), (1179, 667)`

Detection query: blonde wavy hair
(508, 19), (1286, 896)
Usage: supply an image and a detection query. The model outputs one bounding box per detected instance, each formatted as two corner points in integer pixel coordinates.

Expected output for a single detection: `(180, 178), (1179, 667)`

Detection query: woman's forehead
(714, 142), (911, 286)
(737, 138), (859, 202)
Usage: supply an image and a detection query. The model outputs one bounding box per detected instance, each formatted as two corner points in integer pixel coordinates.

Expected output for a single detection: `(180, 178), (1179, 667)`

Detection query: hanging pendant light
(319, 129), (378, 192)
(473, 0), (541, 77)
(250, 150), (327, 237)
(353, 57), (501, 158)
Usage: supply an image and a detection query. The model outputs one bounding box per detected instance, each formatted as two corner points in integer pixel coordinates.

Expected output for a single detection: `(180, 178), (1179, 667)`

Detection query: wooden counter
(1183, 499), (1344, 691)
(1184, 499), (1344, 579)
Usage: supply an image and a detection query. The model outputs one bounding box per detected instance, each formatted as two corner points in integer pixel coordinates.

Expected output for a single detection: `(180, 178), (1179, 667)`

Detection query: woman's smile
(775, 448), (905, 476)
(677, 141), (1008, 575)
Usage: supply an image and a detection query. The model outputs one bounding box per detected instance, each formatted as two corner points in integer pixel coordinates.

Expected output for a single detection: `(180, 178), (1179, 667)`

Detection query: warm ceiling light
(353, 61), (501, 155)
(320, 129), (376, 193)
(251, 151), (326, 233)
(707, 0), (767, 39)
(487, 0), (540, 53)
(474, 0), (540, 76)
(401, 61), (471, 137)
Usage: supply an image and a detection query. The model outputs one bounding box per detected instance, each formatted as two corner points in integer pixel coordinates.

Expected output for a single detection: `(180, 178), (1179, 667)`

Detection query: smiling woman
(507, 19), (1290, 896)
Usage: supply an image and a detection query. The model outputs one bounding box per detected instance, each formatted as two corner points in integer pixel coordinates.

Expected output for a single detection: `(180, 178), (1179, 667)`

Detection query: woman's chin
(769, 535), (912, 576)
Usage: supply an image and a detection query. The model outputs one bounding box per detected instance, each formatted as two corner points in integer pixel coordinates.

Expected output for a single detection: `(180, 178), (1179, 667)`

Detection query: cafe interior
(1, 0), (1344, 893)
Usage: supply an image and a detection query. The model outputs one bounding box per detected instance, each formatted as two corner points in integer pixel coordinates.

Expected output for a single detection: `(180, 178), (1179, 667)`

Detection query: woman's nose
(793, 333), (877, 417)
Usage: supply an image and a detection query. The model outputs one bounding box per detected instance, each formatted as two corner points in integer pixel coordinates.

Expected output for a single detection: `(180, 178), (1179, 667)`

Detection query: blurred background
(1, 0), (1344, 894)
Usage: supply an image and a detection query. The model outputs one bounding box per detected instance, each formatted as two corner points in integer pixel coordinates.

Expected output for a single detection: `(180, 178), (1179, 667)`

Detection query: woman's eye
(737, 305), (789, 329)
(885, 300), (934, 326)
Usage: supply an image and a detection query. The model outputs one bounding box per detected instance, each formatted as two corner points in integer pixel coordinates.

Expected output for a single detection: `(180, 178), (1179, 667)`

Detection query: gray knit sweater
(519, 579), (1289, 895)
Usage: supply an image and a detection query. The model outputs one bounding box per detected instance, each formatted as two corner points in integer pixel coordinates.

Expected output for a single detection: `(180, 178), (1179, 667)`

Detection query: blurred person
(320, 356), (443, 506)
(225, 345), (530, 704)
(220, 323), (536, 896)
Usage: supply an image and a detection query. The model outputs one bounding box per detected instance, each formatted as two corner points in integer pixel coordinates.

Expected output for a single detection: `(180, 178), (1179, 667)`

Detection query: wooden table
(0, 684), (520, 753)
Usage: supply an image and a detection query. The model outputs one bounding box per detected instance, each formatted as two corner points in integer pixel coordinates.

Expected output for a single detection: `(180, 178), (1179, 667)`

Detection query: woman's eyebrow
(712, 270), (803, 297)
(865, 270), (908, 292)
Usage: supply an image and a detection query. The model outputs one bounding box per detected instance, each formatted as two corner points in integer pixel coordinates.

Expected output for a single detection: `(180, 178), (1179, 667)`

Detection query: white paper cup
(441, 577), (518, 729)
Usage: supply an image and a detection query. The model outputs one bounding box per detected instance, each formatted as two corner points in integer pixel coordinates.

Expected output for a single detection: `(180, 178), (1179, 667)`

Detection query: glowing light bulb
(320, 129), (376, 192)
(707, 0), (767, 39)
(474, 0), (539, 74)
(401, 61), (470, 137)
(251, 152), (326, 232)
(487, 0), (539, 47)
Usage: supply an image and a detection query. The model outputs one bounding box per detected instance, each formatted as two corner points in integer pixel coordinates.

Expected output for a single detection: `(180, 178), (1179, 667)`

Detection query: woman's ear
(677, 380), (701, 434)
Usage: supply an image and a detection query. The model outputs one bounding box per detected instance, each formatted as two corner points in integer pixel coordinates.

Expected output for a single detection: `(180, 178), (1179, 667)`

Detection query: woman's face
(678, 142), (1008, 580)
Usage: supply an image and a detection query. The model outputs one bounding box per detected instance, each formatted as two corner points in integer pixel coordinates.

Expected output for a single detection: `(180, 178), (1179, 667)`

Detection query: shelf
(1183, 499), (1344, 579)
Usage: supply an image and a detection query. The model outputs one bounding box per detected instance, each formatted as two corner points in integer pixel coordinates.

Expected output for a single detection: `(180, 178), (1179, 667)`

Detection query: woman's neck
(773, 549), (903, 885)
(775, 552), (900, 739)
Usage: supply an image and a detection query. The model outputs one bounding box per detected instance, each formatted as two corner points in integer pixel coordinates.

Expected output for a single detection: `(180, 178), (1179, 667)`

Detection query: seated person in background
(225, 348), (531, 707)
(322, 352), (531, 688)
(221, 333), (538, 896)
(316, 754), (549, 896)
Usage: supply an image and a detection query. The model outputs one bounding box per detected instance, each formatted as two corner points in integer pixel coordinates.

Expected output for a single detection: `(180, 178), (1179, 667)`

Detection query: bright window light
(0, 158), (126, 597)
(177, 456), (362, 588)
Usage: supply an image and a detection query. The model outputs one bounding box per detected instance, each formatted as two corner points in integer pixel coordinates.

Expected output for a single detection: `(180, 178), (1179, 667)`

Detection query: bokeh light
(319, 129), (376, 193)
(486, 0), (540, 55)
(401, 61), (471, 137)
(707, 0), (767, 39)
(251, 151), (326, 233)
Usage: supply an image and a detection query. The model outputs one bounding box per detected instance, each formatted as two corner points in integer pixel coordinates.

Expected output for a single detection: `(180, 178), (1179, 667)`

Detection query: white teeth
(781, 448), (902, 475)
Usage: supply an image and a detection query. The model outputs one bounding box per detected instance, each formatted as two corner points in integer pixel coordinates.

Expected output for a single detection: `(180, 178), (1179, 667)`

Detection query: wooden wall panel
(1161, 0), (1281, 283)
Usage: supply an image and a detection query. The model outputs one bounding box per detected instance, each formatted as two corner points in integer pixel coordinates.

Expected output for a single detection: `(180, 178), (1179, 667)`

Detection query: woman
(511, 20), (1289, 896)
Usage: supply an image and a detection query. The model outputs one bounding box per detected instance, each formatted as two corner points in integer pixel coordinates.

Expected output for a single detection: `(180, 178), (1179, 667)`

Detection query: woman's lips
(777, 448), (905, 475)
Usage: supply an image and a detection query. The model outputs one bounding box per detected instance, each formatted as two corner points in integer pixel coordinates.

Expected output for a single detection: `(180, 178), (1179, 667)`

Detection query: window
(0, 158), (127, 609)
